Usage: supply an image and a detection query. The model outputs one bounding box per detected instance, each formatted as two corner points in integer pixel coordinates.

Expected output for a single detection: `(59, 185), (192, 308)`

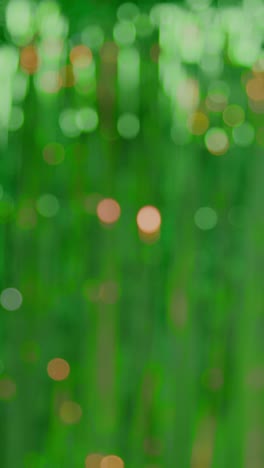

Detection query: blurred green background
(0, 0), (264, 467)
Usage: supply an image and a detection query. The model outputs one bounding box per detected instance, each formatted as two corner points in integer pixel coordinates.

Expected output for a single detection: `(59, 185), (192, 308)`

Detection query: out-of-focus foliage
(0, 1), (264, 467)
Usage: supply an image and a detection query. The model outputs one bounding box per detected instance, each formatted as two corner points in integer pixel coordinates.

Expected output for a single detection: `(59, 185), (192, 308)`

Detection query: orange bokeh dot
(137, 206), (161, 235)
(47, 358), (70, 381)
(101, 455), (124, 468)
(246, 77), (264, 102)
(85, 453), (103, 467)
(70, 45), (93, 68)
(20, 46), (39, 74)
(97, 198), (121, 225)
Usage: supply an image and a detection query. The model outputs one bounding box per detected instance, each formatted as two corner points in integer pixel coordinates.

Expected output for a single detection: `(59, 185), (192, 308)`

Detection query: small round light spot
(47, 358), (70, 381)
(134, 14), (154, 38)
(37, 70), (62, 94)
(36, 194), (59, 218)
(20, 46), (38, 74)
(194, 207), (217, 230)
(205, 128), (229, 155)
(70, 45), (93, 68)
(246, 77), (264, 102)
(117, 113), (140, 139)
(59, 400), (82, 424)
(97, 198), (121, 225)
(0, 288), (23, 311)
(223, 104), (245, 128)
(137, 206), (161, 238)
(82, 25), (104, 51)
(233, 122), (255, 147)
(187, 111), (209, 135)
(117, 2), (139, 21)
(206, 81), (229, 112)
(76, 108), (98, 133)
(59, 109), (80, 138)
(114, 21), (136, 46)
(0, 377), (16, 400)
(43, 142), (65, 166)
(101, 455), (124, 468)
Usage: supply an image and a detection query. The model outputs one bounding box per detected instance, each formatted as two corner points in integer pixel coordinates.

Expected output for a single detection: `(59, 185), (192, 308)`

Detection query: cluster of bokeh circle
(1, 0), (264, 465)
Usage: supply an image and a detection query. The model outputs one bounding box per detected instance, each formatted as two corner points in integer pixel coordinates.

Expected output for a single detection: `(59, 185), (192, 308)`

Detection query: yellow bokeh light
(101, 455), (124, 468)
(97, 198), (121, 225)
(205, 128), (229, 155)
(187, 111), (209, 135)
(47, 358), (70, 381)
(59, 400), (82, 424)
